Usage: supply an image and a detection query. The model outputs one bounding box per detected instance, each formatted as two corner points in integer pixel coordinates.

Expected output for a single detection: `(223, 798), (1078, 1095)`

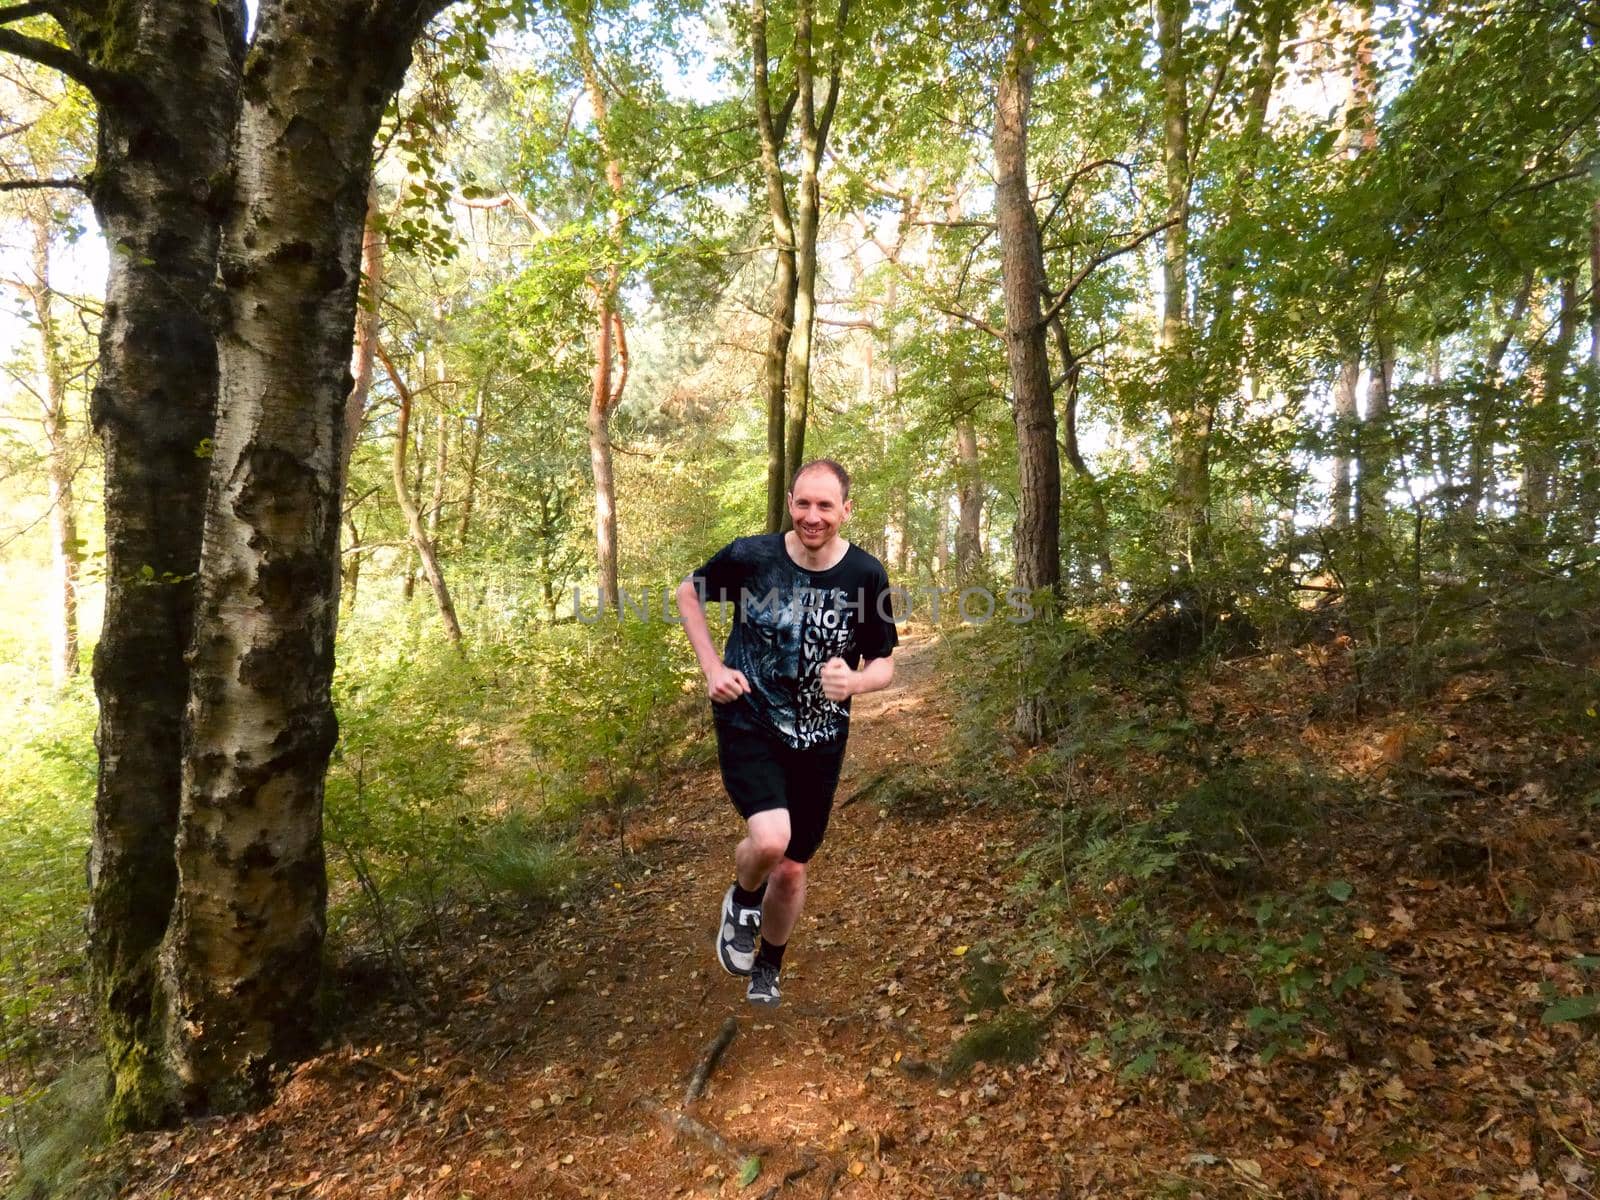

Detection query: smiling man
(675, 459), (899, 1006)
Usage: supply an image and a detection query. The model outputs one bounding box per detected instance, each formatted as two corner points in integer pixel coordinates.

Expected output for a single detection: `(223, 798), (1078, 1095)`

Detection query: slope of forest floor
(97, 626), (1600, 1200)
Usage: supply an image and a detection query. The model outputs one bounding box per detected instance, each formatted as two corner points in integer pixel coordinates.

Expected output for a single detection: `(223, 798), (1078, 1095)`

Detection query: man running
(675, 459), (899, 1006)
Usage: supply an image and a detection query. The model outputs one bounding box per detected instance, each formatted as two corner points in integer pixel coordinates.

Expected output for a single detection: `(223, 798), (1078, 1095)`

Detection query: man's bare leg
(736, 809), (791, 891)
(758, 858), (807, 945)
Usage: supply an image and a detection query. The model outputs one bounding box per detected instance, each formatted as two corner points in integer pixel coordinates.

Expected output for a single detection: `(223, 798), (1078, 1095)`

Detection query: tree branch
(0, 175), (87, 192)
(816, 0), (851, 150)
(936, 303), (1002, 340)
(1039, 159), (1137, 233)
(1038, 217), (1178, 329)
(0, 3), (48, 24)
(0, 27), (120, 101)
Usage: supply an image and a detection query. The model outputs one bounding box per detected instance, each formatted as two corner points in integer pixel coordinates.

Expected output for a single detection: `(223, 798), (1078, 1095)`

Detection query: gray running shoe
(716, 884), (761, 976)
(746, 959), (781, 1006)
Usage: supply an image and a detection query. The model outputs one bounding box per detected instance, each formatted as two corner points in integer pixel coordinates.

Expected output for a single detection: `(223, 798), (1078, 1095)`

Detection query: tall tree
(993, 8), (1060, 596)
(15, 204), (82, 684)
(750, 0), (850, 528)
(19, 0), (251, 1130)
(379, 341), (466, 647)
(2, 0), (456, 1123)
(568, 1), (629, 610)
(1155, 0), (1207, 561)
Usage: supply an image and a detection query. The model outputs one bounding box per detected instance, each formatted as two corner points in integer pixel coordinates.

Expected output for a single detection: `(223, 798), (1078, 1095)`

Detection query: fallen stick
(684, 1016), (738, 1103)
(634, 1097), (747, 1168)
(839, 770), (893, 809)
(756, 1152), (819, 1200)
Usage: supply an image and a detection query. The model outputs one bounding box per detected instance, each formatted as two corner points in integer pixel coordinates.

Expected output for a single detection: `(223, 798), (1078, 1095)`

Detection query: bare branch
(0, 28), (120, 101)
(1039, 159), (1136, 233)
(1038, 217), (1179, 329)
(936, 303), (1002, 340)
(0, 175), (86, 192)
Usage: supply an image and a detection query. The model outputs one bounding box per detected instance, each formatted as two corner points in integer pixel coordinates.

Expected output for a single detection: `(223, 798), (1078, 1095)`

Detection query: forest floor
(108, 628), (1600, 1200)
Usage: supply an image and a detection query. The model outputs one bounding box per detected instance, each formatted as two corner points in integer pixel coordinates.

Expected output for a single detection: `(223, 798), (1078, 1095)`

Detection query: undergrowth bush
(324, 604), (700, 976)
(939, 598), (1373, 1076)
(0, 684), (95, 1168)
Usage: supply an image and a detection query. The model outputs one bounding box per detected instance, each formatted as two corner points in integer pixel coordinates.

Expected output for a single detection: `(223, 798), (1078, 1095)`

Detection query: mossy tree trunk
(4, 0), (450, 1126)
(32, 0), (248, 1130)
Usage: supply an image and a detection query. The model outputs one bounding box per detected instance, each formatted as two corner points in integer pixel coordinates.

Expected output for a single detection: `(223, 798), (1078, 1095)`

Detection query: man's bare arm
(675, 578), (751, 703)
(819, 654), (895, 702)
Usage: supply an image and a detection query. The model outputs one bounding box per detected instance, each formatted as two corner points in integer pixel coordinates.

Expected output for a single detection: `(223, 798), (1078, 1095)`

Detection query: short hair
(789, 458), (851, 501)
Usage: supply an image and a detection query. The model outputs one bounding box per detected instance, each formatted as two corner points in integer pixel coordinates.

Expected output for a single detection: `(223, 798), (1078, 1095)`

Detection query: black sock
(756, 938), (786, 969)
(733, 879), (767, 908)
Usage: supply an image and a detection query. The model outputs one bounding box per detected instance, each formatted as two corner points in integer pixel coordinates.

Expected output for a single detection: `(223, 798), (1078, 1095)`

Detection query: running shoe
(716, 884), (761, 976)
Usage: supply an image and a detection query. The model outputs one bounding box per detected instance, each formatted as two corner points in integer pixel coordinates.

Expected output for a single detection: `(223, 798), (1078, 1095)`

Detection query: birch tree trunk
(1355, 324), (1395, 534)
(161, 0), (449, 1114)
(1347, 6), (1395, 539)
(26, 210), (80, 685)
(1330, 360), (1359, 529)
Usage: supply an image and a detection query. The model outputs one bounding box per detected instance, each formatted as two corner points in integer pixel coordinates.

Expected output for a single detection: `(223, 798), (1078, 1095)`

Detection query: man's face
(787, 469), (851, 549)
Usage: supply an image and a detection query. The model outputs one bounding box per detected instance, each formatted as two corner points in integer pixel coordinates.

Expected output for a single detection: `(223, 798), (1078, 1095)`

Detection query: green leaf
(1541, 994), (1600, 1025)
(1325, 880), (1354, 902)
(737, 1156), (762, 1186)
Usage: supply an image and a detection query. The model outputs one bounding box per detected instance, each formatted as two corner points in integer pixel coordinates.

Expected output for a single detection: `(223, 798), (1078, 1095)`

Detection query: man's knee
(748, 823), (790, 863)
(769, 858), (806, 892)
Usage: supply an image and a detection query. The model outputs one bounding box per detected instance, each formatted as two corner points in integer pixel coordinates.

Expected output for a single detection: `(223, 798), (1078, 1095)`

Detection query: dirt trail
(121, 632), (1089, 1199)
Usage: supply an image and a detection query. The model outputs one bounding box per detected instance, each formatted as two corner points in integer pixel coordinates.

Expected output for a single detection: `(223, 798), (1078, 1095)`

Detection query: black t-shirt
(690, 533), (899, 750)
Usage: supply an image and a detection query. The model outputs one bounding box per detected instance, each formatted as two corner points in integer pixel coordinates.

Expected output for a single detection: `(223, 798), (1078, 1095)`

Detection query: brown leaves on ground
(113, 632), (1600, 1199)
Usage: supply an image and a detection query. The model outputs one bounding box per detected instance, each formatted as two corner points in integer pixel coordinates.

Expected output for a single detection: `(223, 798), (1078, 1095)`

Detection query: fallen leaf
(1378, 1077), (1412, 1103)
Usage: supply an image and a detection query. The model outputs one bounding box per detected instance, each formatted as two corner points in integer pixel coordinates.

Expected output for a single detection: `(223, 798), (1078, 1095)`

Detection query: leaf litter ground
(112, 632), (1600, 1199)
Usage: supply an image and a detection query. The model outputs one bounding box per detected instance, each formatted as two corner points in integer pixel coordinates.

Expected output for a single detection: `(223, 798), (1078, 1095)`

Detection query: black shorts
(714, 720), (848, 864)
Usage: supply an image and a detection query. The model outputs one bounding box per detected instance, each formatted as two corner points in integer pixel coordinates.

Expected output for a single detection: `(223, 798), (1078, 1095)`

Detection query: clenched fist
(707, 662), (752, 704)
(819, 657), (856, 702)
